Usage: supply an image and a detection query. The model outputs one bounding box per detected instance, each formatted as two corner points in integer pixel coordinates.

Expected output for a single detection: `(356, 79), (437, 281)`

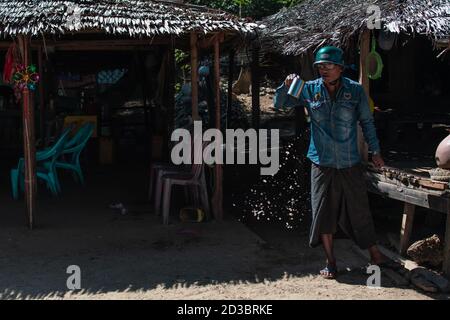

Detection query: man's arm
(274, 84), (299, 109)
(273, 74), (305, 109)
(357, 86), (381, 154)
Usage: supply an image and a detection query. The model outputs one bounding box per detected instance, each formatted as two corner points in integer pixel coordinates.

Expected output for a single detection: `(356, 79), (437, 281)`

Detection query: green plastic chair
(55, 122), (94, 185)
(11, 127), (72, 200)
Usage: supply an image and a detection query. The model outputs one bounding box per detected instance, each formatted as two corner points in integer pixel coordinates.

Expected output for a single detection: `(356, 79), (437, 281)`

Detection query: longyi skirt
(309, 162), (377, 250)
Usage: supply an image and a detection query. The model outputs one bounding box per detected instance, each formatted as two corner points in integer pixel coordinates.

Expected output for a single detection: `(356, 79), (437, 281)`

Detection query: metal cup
(287, 77), (305, 99)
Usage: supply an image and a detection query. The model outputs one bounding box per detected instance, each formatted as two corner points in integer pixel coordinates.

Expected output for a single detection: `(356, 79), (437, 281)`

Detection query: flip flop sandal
(320, 264), (338, 279)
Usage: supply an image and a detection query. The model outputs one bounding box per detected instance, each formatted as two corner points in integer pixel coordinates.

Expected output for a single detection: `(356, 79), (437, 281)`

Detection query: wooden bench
(366, 165), (450, 277)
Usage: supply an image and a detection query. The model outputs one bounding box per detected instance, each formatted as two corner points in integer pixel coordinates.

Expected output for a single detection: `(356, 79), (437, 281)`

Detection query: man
(274, 46), (401, 279)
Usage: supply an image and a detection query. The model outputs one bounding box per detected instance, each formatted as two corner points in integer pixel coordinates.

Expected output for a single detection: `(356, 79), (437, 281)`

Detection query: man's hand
(284, 74), (299, 87)
(372, 154), (385, 168)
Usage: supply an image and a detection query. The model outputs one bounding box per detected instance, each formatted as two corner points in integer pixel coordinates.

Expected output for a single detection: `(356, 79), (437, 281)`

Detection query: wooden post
(18, 35), (37, 230)
(251, 44), (260, 129)
(227, 50), (235, 129)
(167, 43), (176, 132)
(163, 41), (176, 161)
(38, 46), (45, 141)
(358, 29), (370, 163)
(444, 210), (450, 277)
(139, 50), (152, 160)
(190, 32), (199, 121)
(212, 34), (223, 221)
(400, 203), (415, 256)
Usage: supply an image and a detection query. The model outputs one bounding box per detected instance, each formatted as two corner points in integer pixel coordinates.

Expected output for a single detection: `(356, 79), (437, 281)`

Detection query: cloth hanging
(3, 42), (20, 84)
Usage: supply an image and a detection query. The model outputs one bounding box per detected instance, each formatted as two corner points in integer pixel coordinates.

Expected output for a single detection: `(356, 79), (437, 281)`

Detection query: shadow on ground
(0, 162), (446, 299)
(0, 162), (314, 299)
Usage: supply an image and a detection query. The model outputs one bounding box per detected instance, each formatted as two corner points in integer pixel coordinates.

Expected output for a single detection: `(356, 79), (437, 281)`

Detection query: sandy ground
(0, 162), (447, 300)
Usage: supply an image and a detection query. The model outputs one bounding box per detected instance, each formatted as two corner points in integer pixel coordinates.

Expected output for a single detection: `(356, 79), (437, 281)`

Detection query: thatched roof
(260, 0), (450, 56)
(0, 0), (260, 38)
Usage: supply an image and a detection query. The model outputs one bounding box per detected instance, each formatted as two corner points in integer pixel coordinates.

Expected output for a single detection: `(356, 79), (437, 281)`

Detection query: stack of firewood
(407, 234), (444, 267)
(406, 234), (449, 293)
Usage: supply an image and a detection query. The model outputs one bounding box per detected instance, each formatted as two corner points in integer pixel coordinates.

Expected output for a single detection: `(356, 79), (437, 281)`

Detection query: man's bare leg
(368, 245), (384, 264)
(320, 234), (337, 278)
(368, 245), (402, 269)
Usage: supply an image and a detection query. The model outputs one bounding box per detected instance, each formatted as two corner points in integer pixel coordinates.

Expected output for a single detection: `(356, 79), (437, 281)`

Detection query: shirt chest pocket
(309, 101), (328, 122)
(335, 101), (357, 122)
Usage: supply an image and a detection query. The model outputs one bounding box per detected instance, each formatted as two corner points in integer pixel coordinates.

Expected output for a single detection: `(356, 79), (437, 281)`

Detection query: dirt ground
(236, 92), (277, 116)
(1, 160), (448, 300)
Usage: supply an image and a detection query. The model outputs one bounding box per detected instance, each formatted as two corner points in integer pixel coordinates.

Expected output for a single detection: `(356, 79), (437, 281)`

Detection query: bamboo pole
(18, 35), (37, 230)
(227, 50), (235, 129)
(358, 29), (370, 163)
(212, 34), (223, 221)
(190, 32), (199, 121)
(167, 41), (176, 148)
(38, 46), (45, 142)
(251, 44), (260, 129)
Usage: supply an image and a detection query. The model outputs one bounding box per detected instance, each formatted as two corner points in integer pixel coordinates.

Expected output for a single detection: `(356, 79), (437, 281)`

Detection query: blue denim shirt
(274, 77), (380, 169)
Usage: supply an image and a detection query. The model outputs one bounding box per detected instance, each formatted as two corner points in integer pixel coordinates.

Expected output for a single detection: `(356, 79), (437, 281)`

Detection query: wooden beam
(251, 44), (260, 129)
(198, 33), (225, 49)
(367, 170), (450, 278)
(227, 50), (235, 129)
(0, 38), (170, 50)
(358, 29), (370, 163)
(367, 165), (449, 192)
(48, 46), (158, 52)
(212, 34), (223, 221)
(400, 203), (415, 256)
(18, 35), (37, 230)
(417, 179), (447, 191)
(214, 37), (221, 132)
(190, 32), (199, 120)
(167, 43), (176, 135)
(366, 178), (450, 213)
(359, 29), (371, 95)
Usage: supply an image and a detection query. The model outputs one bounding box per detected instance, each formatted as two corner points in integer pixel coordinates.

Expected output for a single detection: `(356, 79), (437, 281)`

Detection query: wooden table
(366, 164), (450, 277)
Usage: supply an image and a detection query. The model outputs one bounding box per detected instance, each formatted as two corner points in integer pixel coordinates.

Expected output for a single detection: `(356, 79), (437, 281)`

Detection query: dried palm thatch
(0, 0), (260, 37)
(260, 0), (450, 56)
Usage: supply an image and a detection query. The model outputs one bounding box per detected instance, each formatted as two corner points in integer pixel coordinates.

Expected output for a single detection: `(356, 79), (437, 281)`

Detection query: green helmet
(314, 46), (345, 66)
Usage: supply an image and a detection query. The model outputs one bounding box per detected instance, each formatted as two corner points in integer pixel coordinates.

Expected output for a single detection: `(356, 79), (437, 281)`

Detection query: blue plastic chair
(55, 122), (94, 185)
(11, 127), (72, 200)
